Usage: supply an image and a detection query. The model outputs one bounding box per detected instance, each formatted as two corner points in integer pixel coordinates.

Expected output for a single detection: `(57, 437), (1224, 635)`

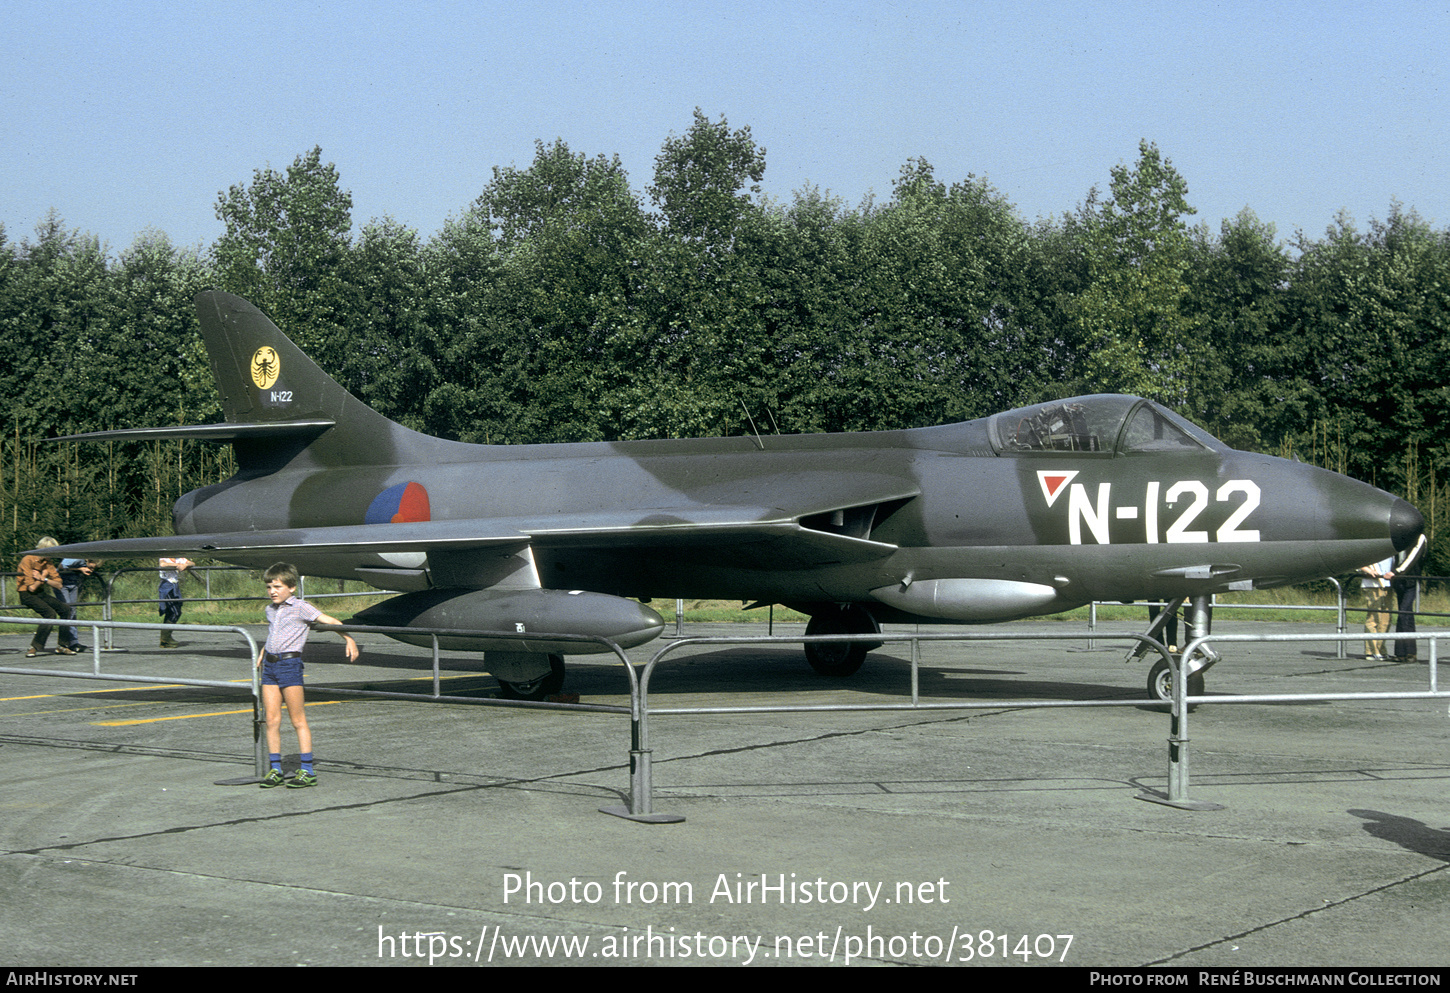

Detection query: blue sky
(4, 0), (1448, 254)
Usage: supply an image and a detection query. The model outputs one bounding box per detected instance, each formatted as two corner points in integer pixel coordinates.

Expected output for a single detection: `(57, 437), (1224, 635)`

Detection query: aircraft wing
(38, 516), (896, 570)
(37, 520), (522, 559)
(39, 501), (913, 571)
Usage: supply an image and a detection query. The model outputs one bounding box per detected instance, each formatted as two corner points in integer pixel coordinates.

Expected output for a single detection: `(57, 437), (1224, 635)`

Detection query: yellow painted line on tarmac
(94, 708), (253, 726)
(374, 672), (491, 681)
(7, 700), (172, 718)
(94, 700), (342, 726)
(401, 674), (496, 683)
(9, 672), (485, 724)
(1, 678), (254, 703)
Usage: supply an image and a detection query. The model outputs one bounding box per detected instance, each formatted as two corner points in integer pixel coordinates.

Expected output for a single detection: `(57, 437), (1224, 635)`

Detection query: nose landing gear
(1136, 594), (1219, 702)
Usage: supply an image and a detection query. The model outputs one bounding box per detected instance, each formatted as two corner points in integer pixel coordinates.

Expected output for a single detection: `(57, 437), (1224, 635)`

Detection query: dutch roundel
(365, 481), (431, 524)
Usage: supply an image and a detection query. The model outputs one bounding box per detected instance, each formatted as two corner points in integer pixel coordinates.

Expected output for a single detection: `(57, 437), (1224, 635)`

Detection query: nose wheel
(1147, 656), (1205, 703)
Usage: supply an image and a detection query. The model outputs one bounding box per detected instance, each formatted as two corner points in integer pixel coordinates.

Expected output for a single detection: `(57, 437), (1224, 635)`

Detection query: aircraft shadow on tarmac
(1349, 809), (1450, 862)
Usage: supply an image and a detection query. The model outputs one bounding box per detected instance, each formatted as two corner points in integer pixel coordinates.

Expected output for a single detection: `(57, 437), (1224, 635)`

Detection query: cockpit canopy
(988, 395), (1225, 456)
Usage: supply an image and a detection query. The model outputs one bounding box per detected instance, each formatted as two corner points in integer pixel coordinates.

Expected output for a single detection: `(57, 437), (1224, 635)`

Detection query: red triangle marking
(1037, 469), (1078, 508)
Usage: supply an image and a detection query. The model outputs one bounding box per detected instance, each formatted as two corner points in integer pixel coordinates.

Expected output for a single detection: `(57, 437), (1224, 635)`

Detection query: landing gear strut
(804, 604), (880, 677)
(1144, 594), (1219, 703)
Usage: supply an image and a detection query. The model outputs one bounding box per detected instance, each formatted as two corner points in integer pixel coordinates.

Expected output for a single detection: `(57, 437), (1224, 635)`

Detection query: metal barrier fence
(2, 613), (1174, 816)
(1084, 576), (1449, 662)
(0, 615), (265, 781)
(2, 613), (626, 785)
(668, 575), (1417, 660)
(623, 630), (1179, 824)
(1163, 629), (1448, 810)
(312, 621), (635, 715)
(627, 626), (1450, 823)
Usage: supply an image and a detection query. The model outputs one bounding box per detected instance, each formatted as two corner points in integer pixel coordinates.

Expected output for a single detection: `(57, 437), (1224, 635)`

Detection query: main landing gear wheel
(1147, 657), (1205, 703)
(498, 654), (566, 701)
(804, 605), (880, 677)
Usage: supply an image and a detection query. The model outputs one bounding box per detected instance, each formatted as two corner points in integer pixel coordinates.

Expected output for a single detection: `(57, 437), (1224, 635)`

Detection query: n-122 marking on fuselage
(1037, 470), (1261, 545)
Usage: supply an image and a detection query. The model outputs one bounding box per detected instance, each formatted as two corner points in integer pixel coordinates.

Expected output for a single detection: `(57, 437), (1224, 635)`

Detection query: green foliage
(1274, 207), (1450, 490)
(419, 139), (651, 443)
(648, 109), (765, 243)
(1065, 141), (1199, 405)
(212, 146), (352, 356)
(1182, 208), (1292, 449)
(0, 217), (225, 561)
(338, 217), (434, 426)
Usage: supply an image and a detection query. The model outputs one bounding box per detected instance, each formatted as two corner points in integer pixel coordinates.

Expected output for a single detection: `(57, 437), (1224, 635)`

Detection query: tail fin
(194, 291), (421, 472)
(197, 290), (378, 428)
(58, 291), (444, 475)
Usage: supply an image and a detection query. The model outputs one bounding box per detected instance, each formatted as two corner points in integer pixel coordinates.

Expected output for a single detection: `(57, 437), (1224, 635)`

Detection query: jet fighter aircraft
(41, 291), (1423, 699)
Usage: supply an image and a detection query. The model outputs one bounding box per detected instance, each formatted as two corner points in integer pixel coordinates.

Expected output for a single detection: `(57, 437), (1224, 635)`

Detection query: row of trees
(4, 112), (1449, 571)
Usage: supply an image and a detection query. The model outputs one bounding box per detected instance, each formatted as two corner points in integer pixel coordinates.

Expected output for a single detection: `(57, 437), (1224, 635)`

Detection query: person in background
(1148, 601), (1180, 654)
(158, 557), (193, 648)
(57, 558), (99, 653)
(1359, 555), (1394, 661)
(1391, 533), (1428, 663)
(18, 538), (73, 658)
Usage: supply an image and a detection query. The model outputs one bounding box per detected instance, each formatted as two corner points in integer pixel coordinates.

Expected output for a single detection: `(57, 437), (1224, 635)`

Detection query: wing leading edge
(38, 496), (915, 573)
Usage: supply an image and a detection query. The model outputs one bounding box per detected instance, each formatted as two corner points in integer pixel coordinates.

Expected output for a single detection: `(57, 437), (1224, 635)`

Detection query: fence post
(1329, 577), (1346, 660)
(911, 635), (919, 706)
(102, 572), (116, 651)
(629, 720), (653, 817)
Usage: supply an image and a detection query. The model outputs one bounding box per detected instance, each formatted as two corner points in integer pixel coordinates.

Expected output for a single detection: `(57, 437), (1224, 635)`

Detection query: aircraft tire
(498, 653), (566, 701)
(1147, 657), (1204, 703)
(804, 605), (879, 677)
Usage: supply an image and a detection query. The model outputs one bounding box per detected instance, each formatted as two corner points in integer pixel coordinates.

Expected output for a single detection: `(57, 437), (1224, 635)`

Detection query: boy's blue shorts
(261, 656), (305, 688)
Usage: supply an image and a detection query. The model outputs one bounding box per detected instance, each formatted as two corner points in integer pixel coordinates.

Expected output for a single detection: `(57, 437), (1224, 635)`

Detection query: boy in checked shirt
(257, 563), (359, 788)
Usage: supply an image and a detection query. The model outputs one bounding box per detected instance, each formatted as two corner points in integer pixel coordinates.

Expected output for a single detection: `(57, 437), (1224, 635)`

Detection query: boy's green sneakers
(287, 770), (318, 788)
(259, 769), (286, 788)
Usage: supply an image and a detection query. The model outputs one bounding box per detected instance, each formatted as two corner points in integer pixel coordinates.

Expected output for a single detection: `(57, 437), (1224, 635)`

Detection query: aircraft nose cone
(1389, 498), (1424, 552)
